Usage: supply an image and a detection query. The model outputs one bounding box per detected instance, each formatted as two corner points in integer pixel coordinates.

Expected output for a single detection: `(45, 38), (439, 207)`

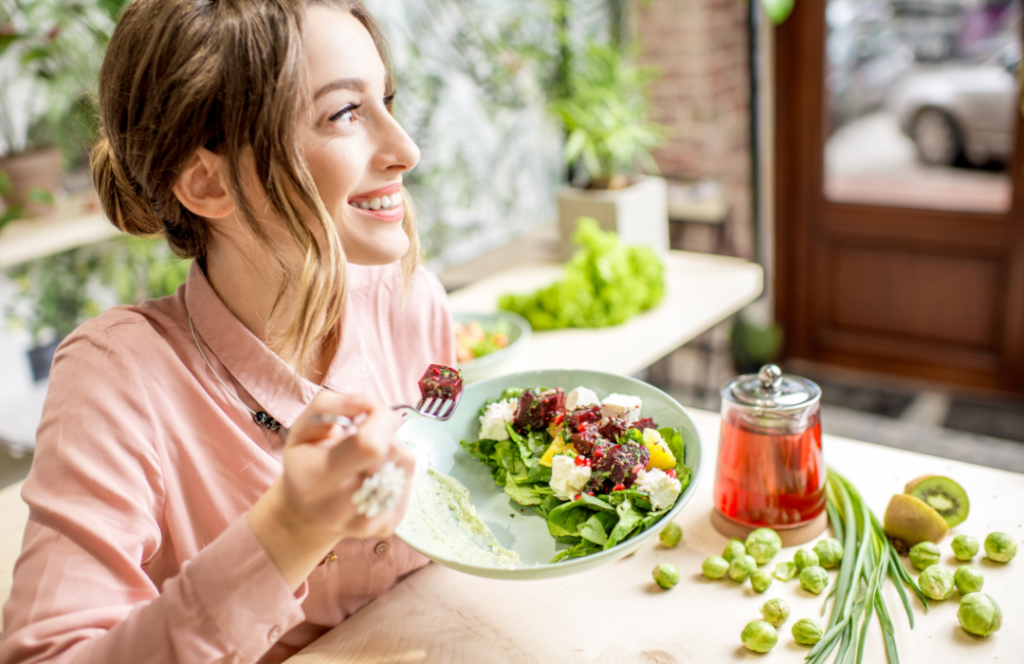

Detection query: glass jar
(713, 364), (825, 529)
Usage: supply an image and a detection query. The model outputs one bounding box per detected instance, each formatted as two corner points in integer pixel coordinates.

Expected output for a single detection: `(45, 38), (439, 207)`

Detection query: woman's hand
(248, 391), (414, 590)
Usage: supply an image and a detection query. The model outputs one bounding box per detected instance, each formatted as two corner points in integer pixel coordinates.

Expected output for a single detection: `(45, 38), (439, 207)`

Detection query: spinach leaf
(605, 498), (644, 549)
(580, 512), (616, 546)
(503, 476), (552, 506)
(550, 540), (602, 563)
(658, 427), (686, 467)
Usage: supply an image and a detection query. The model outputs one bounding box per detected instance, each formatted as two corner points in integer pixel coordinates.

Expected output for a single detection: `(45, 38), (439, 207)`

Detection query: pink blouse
(0, 260), (457, 664)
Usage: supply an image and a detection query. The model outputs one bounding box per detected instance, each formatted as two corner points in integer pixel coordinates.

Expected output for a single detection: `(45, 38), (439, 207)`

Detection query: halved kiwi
(905, 475), (969, 528)
(883, 493), (949, 553)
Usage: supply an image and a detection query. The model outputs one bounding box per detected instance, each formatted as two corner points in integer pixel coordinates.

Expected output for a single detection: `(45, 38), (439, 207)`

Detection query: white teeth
(352, 193), (402, 211)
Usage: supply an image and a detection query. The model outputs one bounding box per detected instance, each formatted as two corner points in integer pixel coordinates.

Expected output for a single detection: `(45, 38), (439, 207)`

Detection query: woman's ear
(172, 148), (234, 219)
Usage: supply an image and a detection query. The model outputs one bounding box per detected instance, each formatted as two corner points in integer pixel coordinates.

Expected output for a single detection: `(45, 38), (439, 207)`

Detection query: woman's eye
(329, 104), (359, 124)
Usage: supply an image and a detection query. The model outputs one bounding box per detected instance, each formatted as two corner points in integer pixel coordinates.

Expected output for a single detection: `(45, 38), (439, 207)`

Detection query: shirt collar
(184, 261), (319, 429)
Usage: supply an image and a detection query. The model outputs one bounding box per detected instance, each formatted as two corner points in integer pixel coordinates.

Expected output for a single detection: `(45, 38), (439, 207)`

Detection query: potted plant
(729, 310), (783, 375)
(0, 1), (121, 217)
(552, 40), (668, 259)
(4, 245), (103, 381)
(3, 236), (190, 382)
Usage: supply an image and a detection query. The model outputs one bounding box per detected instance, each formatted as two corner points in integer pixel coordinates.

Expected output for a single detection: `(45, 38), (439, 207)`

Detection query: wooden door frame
(774, 0), (1024, 393)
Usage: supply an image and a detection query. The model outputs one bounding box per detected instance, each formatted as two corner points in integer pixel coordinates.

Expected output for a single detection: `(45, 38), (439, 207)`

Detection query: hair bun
(90, 134), (164, 237)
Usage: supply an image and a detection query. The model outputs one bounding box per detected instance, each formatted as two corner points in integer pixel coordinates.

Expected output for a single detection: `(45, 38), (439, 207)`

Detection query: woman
(0, 1), (455, 662)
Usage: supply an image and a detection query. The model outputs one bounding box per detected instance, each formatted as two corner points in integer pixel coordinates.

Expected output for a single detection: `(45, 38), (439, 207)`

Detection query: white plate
(395, 369), (704, 580)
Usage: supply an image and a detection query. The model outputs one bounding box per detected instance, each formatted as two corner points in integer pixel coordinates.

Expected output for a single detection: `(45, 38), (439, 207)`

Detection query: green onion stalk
(805, 470), (930, 664)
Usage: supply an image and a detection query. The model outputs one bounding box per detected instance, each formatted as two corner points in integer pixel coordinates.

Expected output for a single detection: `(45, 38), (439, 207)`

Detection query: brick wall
(637, 0), (753, 259)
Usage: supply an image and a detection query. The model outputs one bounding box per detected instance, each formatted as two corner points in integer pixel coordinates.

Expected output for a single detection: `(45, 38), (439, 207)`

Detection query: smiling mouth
(349, 193), (402, 211)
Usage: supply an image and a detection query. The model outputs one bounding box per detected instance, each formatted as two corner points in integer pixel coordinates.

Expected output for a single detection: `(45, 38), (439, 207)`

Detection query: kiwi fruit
(905, 475), (969, 528)
(883, 493), (949, 553)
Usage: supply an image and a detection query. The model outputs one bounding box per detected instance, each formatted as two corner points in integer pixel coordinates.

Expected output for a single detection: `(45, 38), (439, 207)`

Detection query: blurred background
(0, 0), (1021, 489)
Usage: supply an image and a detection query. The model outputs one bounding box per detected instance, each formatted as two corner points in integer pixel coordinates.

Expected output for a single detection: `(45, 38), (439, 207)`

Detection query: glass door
(774, 0), (1024, 393)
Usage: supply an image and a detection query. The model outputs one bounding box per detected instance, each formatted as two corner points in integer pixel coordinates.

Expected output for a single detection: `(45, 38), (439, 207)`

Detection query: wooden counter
(287, 408), (1024, 664)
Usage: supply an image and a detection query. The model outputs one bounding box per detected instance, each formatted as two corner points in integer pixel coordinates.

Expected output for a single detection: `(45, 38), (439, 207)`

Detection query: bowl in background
(395, 369), (704, 580)
(453, 310), (531, 383)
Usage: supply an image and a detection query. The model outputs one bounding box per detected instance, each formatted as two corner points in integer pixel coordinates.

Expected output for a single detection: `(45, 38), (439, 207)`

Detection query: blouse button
(374, 541), (390, 557)
(268, 625), (282, 642)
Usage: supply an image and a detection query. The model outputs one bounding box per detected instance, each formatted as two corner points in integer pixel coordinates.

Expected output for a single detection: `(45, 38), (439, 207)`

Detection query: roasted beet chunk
(514, 388), (565, 430)
(598, 418), (627, 442)
(418, 364), (463, 400)
(598, 416), (659, 443)
(586, 443), (651, 494)
(566, 404), (602, 431)
(571, 423), (603, 455)
(632, 417), (657, 431)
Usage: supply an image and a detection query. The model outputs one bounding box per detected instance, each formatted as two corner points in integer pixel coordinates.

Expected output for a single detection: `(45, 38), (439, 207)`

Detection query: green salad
(459, 385), (690, 563)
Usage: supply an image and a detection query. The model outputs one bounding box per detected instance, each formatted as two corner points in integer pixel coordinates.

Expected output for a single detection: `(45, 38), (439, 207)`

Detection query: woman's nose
(374, 113), (420, 174)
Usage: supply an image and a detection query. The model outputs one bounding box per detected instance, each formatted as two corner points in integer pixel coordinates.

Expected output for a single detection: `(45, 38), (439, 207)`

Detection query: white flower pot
(556, 175), (668, 260)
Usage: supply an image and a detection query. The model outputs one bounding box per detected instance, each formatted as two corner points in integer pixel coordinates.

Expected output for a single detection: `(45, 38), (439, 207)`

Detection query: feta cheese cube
(565, 386), (601, 411)
(634, 468), (682, 510)
(478, 399), (517, 441)
(550, 455), (592, 501)
(601, 393), (642, 425)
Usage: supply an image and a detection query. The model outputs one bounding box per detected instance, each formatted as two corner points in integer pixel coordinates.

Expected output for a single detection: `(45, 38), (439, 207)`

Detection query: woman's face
(299, 6), (420, 266)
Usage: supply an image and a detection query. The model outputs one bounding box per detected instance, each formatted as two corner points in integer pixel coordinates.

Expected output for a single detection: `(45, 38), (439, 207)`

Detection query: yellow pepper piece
(643, 428), (677, 471)
(540, 435), (575, 467)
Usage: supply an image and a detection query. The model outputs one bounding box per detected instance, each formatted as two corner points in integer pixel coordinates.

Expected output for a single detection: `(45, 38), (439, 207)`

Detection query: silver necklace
(189, 315), (282, 432)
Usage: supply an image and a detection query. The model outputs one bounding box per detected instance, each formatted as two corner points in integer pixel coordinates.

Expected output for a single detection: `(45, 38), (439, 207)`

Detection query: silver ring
(352, 461), (406, 518)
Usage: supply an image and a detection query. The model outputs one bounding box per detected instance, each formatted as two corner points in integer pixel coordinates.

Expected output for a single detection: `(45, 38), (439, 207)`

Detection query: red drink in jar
(714, 411), (825, 527)
(714, 364), (825, 529)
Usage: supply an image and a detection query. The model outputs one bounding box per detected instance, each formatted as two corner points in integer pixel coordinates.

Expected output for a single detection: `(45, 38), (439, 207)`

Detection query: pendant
(254, 411), (282, 432)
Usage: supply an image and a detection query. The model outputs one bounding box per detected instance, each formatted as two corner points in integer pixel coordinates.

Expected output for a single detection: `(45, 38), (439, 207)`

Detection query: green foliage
(3, 236), (189, 346)
(552, 41), (666, 185)
(498, 217), (665, 329)
(4, 244), (103, 344)
(99, 236), (192, 305)
(729, 313), (783, 374)
(0, 0), (123, 162)
(759, 0), (795, 25)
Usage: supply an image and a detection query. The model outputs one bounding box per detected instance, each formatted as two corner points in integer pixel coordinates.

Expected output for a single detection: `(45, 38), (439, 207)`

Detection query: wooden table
(287, 408), (1024, 664)
(445, 251), (764, 378)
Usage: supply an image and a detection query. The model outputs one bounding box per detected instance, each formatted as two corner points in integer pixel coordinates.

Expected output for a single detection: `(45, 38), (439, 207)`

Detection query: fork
(308, 390), (464, 428)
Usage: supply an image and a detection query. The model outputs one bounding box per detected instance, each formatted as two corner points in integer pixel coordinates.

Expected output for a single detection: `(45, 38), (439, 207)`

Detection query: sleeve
(0, 323), (306, 664)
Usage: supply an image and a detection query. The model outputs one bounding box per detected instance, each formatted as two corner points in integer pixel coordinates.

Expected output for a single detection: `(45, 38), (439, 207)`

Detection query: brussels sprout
(740, 620), (778, 653)
(652, 563), (680, 589)
(702, 556), (729, 579)
(951, 534), (980, 562)
(750, 569), (773, 593)
(984, 532), (1017, 563)
(659, 523), (683, 548)
(918, 565), (955, 600)
(774, 561), (798, 581)
(954, 566), (984, 595)
(957, 593), (1002, 637)
(759, 598), (790, 627)
(799, 565), (829, 595)
(909, 541), (941, 570)
(794, 548), (819, 571)
(723, 538), (746, 562)
(791, 618), (824, 646)
(745, 527), (782, 564)
(728, 554), (758, 583)
(813, 538), (844, 568)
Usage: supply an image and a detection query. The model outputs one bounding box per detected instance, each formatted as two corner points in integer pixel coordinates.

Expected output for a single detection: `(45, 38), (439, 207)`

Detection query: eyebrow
(313, 78), (367, 101)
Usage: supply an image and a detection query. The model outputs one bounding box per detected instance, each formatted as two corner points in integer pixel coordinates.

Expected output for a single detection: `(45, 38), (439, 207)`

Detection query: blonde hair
(90, 0), (420, 372)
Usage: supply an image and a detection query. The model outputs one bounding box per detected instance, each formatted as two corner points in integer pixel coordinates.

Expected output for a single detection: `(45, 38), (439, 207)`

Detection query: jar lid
(724, 364), (821, 411)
